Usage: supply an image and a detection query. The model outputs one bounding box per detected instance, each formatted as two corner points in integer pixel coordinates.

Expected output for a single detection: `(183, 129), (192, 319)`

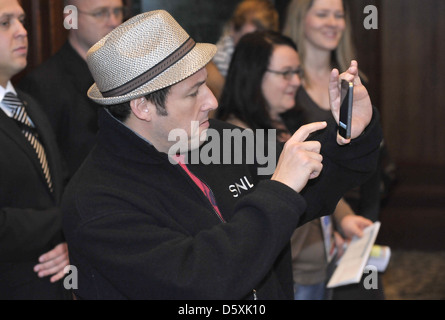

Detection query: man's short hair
(107, 85), (171, 122)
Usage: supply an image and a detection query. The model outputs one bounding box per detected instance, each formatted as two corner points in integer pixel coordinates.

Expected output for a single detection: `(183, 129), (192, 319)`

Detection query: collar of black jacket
(97, 108), (168, 165)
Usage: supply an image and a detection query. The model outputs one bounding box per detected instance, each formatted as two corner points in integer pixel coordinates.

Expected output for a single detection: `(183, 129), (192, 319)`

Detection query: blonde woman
(283, 0), (363, 115)
(282, 0), (385, 300)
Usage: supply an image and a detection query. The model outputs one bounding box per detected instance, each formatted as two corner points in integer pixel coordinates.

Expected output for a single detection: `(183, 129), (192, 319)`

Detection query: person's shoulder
(15, 88), (39, 106)
(18, 45), (75, 95)
(215, 34), (234, 48)
(214, 35), (234, 59)
(15, 89), (56, 130)
(24, 42), (73, 78)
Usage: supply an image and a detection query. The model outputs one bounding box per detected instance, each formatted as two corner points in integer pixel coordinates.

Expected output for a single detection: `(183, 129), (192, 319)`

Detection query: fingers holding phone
(329, 60), (373, 144)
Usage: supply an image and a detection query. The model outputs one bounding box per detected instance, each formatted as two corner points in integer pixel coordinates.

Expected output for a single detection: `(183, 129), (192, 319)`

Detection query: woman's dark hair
(216, 30), (297, 131)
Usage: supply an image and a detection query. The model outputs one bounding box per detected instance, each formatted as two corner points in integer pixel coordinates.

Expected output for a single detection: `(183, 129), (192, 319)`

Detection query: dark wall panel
(346, 0), (381, 110)
(380, 0), (445, 165)
(14, 0), (67, 83)
(141, 0), (242, 43)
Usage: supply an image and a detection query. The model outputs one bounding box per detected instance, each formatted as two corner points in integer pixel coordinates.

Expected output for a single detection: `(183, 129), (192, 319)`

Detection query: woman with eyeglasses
(216, 30), (301, 143)
(216, 28), (374, 300)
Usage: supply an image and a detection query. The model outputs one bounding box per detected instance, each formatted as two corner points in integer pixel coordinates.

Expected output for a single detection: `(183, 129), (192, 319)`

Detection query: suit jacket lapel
(21, 92), (64, 202)
(0, 94), (61, 201)
(0, 107), (43, 173)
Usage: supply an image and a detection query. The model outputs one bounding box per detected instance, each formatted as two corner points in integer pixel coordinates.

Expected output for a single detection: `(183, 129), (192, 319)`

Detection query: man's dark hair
(107, 86), (171, 122)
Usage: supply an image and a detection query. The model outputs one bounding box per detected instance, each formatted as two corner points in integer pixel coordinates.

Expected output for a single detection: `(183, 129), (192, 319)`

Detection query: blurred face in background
(231, 21), (257, 45)
(230, 0), (279, 45)
(0, 0), (27, 87)
(68, 0), (125, 57)
(261, 44), (301, 119)
(303, 0), (346, 52)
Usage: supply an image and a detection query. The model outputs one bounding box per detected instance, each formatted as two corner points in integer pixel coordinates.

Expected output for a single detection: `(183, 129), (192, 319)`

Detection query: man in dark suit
(19, 0), (125, 179)
(0, 0), (70, 299)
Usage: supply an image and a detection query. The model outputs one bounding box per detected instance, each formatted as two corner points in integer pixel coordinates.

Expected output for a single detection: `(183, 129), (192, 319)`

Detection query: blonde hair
(283, 0), (366, 81)
(225, 0), (279, 34)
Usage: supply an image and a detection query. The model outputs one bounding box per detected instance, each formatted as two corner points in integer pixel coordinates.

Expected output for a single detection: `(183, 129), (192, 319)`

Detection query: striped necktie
(3, 92), (53, 192)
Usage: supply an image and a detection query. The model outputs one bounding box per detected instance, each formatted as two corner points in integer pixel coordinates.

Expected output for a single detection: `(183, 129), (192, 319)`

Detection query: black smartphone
(339, 80), (353, 139)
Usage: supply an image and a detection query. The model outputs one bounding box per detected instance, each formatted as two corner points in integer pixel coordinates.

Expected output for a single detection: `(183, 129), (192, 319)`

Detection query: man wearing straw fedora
(62, 10), (382, 299)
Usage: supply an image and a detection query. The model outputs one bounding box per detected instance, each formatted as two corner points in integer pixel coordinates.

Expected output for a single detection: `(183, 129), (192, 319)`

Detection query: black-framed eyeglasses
(266, 68), (304, 80)
(78, 7), (128, 22)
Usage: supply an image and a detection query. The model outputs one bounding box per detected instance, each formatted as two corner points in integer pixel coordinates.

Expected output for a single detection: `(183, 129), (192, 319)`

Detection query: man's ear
(130, 97), (152, 121)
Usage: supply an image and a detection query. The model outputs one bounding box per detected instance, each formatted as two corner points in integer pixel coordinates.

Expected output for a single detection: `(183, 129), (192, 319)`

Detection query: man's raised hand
(272, 121), (327, 193)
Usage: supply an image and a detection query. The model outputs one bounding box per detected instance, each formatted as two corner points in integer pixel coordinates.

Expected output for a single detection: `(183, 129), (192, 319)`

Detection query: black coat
(0, 90), (69, 299)
(62, 109), (382, 300)
(18, 41), (100, 179)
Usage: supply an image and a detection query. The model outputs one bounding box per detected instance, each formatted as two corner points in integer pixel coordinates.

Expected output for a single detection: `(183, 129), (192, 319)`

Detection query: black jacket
(62, 108), (382, 299)
(0, 90), (69, 299)
(19, 41), (100, 179)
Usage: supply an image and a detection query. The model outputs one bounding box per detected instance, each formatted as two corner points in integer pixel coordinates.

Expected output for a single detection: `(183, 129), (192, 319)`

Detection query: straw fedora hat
(87, 10), (217, 105)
